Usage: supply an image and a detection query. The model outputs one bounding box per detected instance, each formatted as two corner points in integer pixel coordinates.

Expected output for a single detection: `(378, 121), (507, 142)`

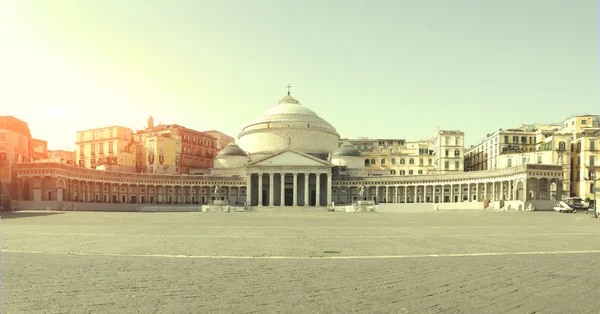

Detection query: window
(400, 158), (405, 165)
(504, 136), (509, 144)
(380, 159), (386, 166)
(445, 149), (449, 157)
(0, 132), (4, 142)
(522, 157), (527, 164)
(455, 137), (460, 146)
(80, 134), (84, 142)
(444, 161), (449, 169)
(391, 158), (396, 165)
(91, 144), (96, 154)
(445, 137), (449, 145)
(98, 143), (104, 154)
(558, 141), (566, 151)
(390, 170), (396, 175)
(537, 156), (542, 164)
(428, 158), (432, 165)
(513, 136), (518, 143)
(418, 170), (423, 174)
(409, 170), (413, 175)
(454, 150), (460, 157)
(400, 170), (405, 175)
(508, 159), (512, 167)
(455, 161), (459, 169)
(582, 120), (587, 125)
(79, 145), (85, 155)
(590, 156), (595, 167)
(591, 184), (595, 193)
(79, 160), (84, 167)
(409, 158), (414, 165)
(590, 141), (596, 151)
(370, 159), (375, 165)
(109, 129), (113, 138)
(108, 142), (114, 154)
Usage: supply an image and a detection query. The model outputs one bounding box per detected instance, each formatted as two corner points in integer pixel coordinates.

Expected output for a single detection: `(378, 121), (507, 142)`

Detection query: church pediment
(249, 150), (331, 167)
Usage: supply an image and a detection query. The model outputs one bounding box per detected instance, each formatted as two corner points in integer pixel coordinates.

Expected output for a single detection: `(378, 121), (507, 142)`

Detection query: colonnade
(333, 177), (562, 204)
(246, 171), (332, 207)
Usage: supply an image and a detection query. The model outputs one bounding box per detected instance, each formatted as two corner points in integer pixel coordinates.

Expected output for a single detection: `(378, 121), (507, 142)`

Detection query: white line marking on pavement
(3, 249), (600, 259)
(5, 232), (600, 238)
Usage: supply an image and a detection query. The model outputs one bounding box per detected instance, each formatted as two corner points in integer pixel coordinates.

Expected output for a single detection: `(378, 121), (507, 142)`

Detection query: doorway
(284, 188), (293, 206)
(310, 190), (316, 206)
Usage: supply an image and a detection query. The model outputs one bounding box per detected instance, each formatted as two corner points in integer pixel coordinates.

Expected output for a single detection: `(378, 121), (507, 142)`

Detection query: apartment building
(0, 116), (34, 205)
(339, 129), (464, 176)
(465, 114), (599, 200)
(136, 116), (217, 174)
(205, 130), (235, 151)
(75, 126), (136, 172)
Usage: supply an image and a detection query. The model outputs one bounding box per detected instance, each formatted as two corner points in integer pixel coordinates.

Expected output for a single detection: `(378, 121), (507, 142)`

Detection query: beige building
(465, 114), (599, 200)
(433, 130), (465, 174)
(340, 129), (464, 176)
(136, 132), (181, 174)
(205, 130), (235, 151)
(75, 126), (136, 172)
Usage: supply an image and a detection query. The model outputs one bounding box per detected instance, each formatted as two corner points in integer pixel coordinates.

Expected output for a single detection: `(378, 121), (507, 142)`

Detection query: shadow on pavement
(0, 211), (65, 219)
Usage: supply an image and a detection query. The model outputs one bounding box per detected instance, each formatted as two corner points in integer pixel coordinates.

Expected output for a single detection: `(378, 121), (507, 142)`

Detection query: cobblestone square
(2, 211), (600, 313)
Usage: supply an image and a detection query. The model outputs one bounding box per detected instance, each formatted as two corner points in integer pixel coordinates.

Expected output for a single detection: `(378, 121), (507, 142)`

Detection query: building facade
(137, 117), (217, 173)
(11, 92), (564, 211)
(75, 126), (136, 172)
(32, 139), (48, 161)
(205, 130), (235, 151)
(0, 116), (34, 206)
(464, 114), (599, 200)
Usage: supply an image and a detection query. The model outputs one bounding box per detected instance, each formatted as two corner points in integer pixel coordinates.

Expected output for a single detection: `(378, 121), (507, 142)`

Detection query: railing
(14, 161), (245, 182)
(333, 164), (562, 183)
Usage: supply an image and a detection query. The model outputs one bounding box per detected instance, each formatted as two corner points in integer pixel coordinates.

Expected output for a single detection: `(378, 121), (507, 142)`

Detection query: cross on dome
(286, 84), (292, 95)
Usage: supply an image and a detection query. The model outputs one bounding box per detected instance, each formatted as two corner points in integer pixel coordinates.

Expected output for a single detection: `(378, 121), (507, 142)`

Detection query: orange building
(32, 138), (48, 161)
(137, 116), (217, 173)
(0, 116), (34, 207)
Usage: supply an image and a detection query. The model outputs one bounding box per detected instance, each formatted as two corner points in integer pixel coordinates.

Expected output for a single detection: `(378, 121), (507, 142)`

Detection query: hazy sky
(0, 0), (597, 150)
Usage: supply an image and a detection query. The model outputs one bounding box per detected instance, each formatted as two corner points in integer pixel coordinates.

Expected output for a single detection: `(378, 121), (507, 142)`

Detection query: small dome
(216, 142), (247, 158)
(332, 142), (362, 157)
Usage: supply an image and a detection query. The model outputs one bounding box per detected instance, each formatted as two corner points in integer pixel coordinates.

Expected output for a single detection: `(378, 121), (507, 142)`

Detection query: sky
(0, 0), (597, 150)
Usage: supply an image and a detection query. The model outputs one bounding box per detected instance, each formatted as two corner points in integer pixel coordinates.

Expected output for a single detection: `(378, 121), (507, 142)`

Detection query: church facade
(11, 92), (564, 210)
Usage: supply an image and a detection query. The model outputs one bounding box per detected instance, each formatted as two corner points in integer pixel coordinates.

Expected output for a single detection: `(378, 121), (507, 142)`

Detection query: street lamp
(590, 170), (597, 218)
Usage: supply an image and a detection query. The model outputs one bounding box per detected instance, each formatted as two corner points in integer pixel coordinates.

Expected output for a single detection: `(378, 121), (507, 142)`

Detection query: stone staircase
(249, 206), (332, 213)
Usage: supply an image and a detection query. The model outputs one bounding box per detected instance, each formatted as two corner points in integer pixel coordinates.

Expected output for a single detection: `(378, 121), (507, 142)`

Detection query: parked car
(554, 202), (576, 213)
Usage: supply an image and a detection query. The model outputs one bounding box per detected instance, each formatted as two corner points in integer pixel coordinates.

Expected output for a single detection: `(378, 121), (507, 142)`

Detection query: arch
(549, 181), (558, 200)
(538, 178), (549, 200)
(516, 180), (525, 201)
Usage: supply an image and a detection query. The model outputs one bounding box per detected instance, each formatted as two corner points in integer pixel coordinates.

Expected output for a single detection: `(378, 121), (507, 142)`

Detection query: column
(315, 173), (321, 206)
(500, 181), (504, 200)
(236, 186), (241, 205)
(293, 173), (298, 206)
(375, 186), (379, 203)
(385, 186), (389, 203)
(258, 173), (263, 206)
(450, 184), (454, 203)
(458, 184), (462, 202)
(326, 173), (332, 206)
(475, 183), (479, 201)
(304, 173), (309, 206)
(269, 173), (274, 206)
(414, 185), (418, 203)
(491, 182), (496, 201)
(246, 174), (252, 206)
(280, 173), (285, 206)
(404, 186), (408, 203)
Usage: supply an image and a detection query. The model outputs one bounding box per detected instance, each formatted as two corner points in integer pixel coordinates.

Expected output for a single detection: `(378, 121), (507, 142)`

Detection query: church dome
(216, 142), (247, 158)
(332, 142), (362, 157)
(238, 92), (340, 156)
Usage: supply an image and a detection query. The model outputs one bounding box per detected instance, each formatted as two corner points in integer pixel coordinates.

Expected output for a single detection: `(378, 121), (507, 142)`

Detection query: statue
(287, 136), (292, 147)
(213, 185), (220, 196)
(358, 185), (365, 200)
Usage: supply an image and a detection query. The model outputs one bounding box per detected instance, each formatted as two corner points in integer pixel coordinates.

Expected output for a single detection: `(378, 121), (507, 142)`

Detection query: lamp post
(591, 170), (597, 218)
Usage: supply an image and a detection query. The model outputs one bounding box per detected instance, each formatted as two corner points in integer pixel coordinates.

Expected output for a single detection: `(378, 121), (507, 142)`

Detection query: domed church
(213, 91), (345, 207)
